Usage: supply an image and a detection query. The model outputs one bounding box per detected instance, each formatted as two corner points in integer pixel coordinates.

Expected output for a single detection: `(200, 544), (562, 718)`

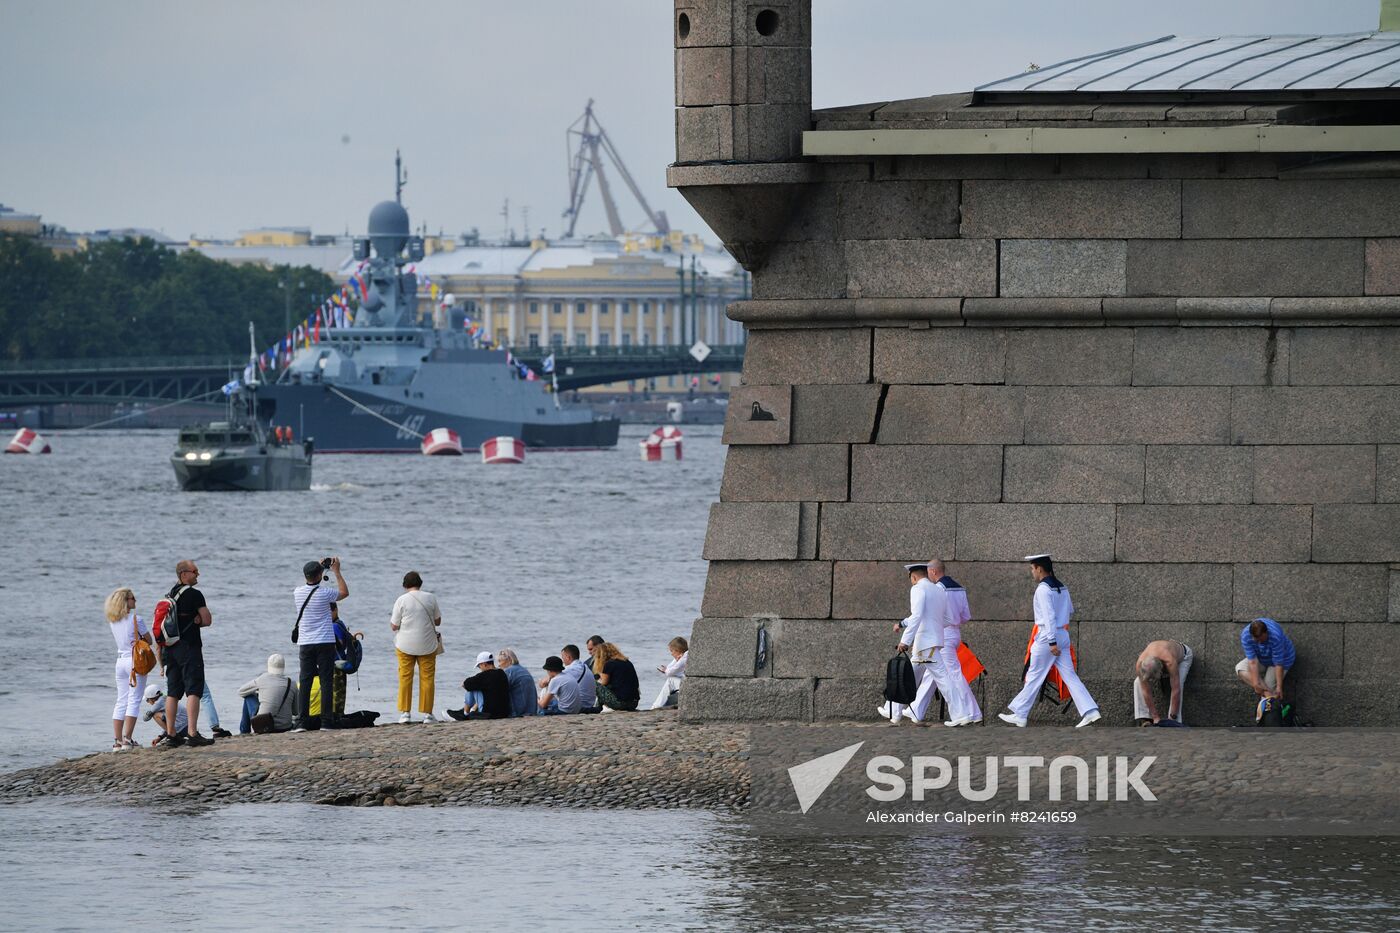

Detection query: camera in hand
(320, 557), (334, 570)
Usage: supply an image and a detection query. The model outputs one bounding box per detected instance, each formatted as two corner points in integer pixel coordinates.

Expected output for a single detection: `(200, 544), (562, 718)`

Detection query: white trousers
(650, 676), (683, 710)
(113, 655), (145, 720)
(941, 629), (982, 722)
(1133, 643), (1193, 722)
(1008, 632), (1097, 720)
(903, 654), (957, 723)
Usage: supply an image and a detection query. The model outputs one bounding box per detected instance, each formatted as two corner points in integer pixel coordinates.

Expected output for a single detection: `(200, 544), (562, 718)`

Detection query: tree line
(0, 234), (338, 362)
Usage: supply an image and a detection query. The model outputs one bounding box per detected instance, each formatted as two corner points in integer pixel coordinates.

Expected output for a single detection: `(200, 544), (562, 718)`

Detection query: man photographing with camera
(292, 556), (349, 731)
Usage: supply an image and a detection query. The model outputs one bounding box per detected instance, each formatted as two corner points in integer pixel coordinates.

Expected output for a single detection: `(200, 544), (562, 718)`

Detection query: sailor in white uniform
(878, 563), (959, 724)
(929, 558), (982, 727)
(998, 554), (1100, 728)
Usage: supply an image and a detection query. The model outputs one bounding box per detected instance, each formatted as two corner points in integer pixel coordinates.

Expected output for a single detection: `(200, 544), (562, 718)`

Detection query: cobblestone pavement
(2, 717), (1397, 822)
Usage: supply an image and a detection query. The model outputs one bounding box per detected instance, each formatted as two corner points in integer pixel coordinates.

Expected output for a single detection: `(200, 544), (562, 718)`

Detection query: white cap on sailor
(903, 562), (928, 572)
(1023, 553), (1052, 561)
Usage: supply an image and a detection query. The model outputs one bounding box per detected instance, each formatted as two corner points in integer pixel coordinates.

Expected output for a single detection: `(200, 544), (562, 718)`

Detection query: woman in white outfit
(650, 636), (689, 710)
(105, 587), (151, 751)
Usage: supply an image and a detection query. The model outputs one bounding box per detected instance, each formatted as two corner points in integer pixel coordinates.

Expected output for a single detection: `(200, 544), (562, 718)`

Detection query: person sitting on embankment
(561, 644), (597, 709)
(589, 642), (641, 713)
(238, 654), (295, 734)
(448, 652), (511, 721)
(649, 637), (689, 710)
(496, 648), (538, 717)
(538, 656), (582, 715)
(142, 685), (186, 745)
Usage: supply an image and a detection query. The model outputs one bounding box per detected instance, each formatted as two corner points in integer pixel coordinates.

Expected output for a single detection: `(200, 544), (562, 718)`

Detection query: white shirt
(390, 589), (440, 656)
(293, 581), (341, 645)
(1033, 577), (1074, 646)
(935, 578), (971, 628)
(899, 578), (948, 658)
(109, 613), (149, 658)
(662, 651), (688, 679)
(564, 658), (596, 708)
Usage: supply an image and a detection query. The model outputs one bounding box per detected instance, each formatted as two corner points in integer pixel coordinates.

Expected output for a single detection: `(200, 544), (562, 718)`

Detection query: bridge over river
(0, 344), (746, 409)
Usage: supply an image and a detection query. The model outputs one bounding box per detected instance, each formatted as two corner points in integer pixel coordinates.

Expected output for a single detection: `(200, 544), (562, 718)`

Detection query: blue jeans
(463, 689), (484, 712)
(239, 695), (259, 734)
(202, 683), (221, 729)
(541, 699), (571, 716)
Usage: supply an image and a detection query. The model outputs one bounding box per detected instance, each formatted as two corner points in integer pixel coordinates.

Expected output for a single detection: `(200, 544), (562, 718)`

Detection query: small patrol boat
(172, 326), (313, 491)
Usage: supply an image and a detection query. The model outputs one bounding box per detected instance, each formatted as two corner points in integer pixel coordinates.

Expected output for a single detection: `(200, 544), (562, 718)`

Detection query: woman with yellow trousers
(389, 571), (442, 724)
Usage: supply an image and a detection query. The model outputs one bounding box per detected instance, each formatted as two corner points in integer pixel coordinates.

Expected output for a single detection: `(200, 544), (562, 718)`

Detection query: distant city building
(81, 227), (181, 247)
(189, 239), (353, 273)
(0, 203), (42, 236)
(236, 226), (312, 247)
(1, 203), (79, 253)
(398, 232), (747, 394)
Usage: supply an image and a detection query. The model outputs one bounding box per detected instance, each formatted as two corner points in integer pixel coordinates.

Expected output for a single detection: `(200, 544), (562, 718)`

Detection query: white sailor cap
(1023, 553), (1052, 561)
(903, 562), (928, 572)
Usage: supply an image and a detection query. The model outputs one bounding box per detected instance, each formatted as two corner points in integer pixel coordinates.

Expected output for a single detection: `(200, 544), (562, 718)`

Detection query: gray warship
(259, 176), (620, 453)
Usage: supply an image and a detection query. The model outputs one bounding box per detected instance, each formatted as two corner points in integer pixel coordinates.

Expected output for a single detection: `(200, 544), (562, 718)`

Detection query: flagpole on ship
(245, 321), (267, 445)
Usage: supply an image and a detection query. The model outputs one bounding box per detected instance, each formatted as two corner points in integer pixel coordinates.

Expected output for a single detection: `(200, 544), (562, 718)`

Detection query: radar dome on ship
(367, 200), (410, 255)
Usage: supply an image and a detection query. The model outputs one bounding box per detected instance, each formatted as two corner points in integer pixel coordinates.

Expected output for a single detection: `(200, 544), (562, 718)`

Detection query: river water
(0, 426), (717, 769)
(3, 427), (1399, 930)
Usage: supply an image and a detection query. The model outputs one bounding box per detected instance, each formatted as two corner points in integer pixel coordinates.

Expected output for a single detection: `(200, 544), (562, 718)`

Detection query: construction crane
(562, 100), (670, 238)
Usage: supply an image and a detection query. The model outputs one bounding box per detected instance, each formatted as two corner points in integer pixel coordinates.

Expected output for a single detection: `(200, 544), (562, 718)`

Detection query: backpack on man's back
(153, 585), (190, 649)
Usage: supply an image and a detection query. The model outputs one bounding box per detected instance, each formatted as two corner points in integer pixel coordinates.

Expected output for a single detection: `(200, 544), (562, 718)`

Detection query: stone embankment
(4, 717), (1398, 823)
(0, 714), (748, 810)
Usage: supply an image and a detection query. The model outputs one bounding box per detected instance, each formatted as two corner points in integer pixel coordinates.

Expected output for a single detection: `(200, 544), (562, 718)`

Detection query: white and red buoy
(420, 428), (463, 456)
(639, 435), (682, 461)
(650, 425), (683, 442)
(482, 435), (526, 464)
(5, 428), (51, 454)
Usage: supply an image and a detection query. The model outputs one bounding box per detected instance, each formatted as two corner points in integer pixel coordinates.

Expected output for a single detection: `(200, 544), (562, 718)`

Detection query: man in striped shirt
(1236, 617), (1296, 701)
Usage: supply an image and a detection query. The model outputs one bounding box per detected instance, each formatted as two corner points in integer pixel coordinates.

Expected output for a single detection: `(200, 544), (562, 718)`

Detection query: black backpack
(884, 654), (917, 705)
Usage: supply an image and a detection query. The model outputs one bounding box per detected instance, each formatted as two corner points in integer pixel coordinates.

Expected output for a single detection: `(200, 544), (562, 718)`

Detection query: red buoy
(5, 428), (51, 454)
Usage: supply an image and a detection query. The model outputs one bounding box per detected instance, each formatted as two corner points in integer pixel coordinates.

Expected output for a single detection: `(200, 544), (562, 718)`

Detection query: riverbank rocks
(3, 719), (1397, 827)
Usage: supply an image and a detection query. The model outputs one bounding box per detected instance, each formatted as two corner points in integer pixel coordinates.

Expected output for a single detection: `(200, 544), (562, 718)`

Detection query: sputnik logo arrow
(787, 741), (865, 814)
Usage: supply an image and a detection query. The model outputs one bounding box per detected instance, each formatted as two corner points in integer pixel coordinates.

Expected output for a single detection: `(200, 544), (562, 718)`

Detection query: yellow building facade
(405, 235), (747, 394)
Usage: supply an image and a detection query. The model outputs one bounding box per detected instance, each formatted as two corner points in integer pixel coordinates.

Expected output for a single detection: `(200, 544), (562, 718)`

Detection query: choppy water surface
(1, 800), (1396, 931)
(3, 428), (1400, 931)
(0, 426), (719, 768)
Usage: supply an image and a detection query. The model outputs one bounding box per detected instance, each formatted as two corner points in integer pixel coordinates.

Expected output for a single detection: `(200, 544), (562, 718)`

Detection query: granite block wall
(679, 159), (1400, 726)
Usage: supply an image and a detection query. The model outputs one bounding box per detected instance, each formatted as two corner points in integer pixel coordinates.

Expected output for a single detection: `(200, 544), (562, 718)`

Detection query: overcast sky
(0, 0), (1380, 241)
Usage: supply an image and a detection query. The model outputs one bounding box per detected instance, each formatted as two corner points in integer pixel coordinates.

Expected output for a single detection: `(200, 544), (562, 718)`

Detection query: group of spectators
(446, 635), (689, 721)
(102, 557), (689, 750)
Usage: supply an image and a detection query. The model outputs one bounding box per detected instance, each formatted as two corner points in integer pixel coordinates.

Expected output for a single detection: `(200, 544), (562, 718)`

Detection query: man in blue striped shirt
(1235, 618), (1296, 700)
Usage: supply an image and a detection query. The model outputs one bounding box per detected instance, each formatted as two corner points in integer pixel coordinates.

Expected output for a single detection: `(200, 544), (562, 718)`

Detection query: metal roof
(978, 32), (1400, 93)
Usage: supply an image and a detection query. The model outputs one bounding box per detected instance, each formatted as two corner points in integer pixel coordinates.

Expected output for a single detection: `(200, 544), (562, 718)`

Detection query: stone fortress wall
(670, 0), (1400, 724)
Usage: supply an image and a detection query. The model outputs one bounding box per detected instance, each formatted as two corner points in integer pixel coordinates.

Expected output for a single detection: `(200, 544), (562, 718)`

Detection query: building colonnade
(465, 294), (745, 350)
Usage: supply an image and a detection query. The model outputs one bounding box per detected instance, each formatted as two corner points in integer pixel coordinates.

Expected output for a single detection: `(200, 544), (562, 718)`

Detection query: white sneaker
(398, 712), (412, 725)
(1075, 710), (1102, 728)
(997, 712), (1027, 728)
(876, 702), (892, 719)
(944, 716), (974, 727)
(901, 707), (919, 723)
(422, 713), (437, 724)
(600, 706), (615, 714)
(291, 727), (306, 733)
